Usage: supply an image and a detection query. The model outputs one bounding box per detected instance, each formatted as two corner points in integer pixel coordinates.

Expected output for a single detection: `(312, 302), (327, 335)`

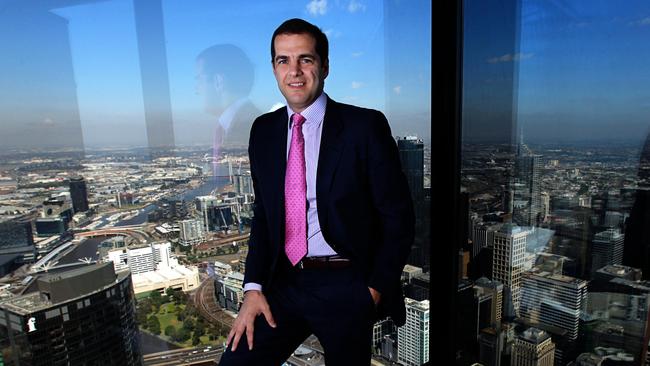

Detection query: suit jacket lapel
(317, 98), (344, 204)
(274, 108), (289, 233)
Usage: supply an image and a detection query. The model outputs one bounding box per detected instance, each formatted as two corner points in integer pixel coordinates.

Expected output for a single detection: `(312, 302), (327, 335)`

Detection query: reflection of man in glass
(218, 18), (414, 366)
(195, 44), (261, 177)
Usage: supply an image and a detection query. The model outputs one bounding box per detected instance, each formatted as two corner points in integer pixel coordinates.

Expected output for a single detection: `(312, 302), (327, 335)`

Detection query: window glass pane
(460, 0), (650, 365)
(0, 1), (430, 365)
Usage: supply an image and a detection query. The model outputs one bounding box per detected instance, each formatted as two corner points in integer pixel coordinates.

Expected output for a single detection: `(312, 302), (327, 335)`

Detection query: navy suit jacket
(243, 97), (415, 326)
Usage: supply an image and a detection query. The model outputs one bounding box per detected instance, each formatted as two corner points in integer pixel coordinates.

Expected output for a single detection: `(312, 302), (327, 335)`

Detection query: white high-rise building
(398, 298), (429, 366)
(105, 242), (172, 275)
(492, 224), (528, 315)
(519, 268), (588, 340)
(179, 218), (206, 246)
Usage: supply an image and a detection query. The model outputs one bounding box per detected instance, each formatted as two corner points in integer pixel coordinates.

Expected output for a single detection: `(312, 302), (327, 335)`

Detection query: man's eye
(301, 58), (313, 64)
(276, 59), (287, 64)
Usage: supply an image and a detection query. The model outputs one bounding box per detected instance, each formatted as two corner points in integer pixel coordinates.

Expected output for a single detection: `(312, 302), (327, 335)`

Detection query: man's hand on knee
(226, 290), (276, 352)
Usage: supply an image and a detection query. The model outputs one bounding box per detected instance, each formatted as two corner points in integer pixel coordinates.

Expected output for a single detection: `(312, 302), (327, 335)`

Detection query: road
(143, 345), (224, 365)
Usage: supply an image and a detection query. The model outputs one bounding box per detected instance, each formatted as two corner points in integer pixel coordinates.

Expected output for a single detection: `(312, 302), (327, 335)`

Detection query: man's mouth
(288, 82), (305, 87)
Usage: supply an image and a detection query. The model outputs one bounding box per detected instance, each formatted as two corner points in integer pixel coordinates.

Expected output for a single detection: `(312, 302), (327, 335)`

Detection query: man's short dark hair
(271, 18), (329, 65)
(197, 44), (254, 96)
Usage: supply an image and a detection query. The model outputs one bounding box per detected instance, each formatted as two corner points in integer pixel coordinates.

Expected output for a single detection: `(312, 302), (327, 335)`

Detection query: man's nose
(289, 61), (303, 76)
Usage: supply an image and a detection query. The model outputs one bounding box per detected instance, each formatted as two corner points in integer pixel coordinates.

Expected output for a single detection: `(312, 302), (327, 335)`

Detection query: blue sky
(463, 0), (650, 144)
(29, 0), (431, 148)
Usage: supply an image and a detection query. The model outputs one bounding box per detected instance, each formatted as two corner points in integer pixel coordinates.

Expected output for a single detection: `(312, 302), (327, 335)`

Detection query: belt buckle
(298, 260), (305, 269)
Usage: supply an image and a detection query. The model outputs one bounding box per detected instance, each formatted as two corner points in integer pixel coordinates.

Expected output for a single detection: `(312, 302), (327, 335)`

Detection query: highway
(143, 345), (224, 365)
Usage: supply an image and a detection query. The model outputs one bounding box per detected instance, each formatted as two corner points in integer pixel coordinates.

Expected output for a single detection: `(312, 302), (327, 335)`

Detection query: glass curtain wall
(458, 0), (650, 365)
(0, 1), (431, 365)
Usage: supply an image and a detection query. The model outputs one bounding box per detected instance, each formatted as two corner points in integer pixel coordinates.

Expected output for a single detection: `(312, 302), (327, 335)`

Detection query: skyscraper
(591, 228), (624, 276)
(398, 298), (430, 366)
(0, 263), (142, 365)
(492, 224), (528, 316)
(0, 217), (37, 269)
(512, 327), (555, 366)
(397, 136), (428, 270)
(178, 218), (206, 246)
(68, 176), (89, 213)
(519, 268), (588, 341)
(513, 154), (542, 227)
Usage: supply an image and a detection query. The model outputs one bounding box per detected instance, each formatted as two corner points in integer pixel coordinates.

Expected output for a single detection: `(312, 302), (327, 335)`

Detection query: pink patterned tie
(285, 113), (307, 266)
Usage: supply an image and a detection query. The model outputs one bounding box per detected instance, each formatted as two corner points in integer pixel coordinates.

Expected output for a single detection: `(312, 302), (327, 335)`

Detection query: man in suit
(195, 44), (262, 178)
(218, 18), (414, 366)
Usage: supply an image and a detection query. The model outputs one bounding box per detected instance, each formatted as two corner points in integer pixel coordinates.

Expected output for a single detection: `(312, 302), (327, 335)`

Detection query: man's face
(195, 58), (227, 116)
(272, 33), (328, 113)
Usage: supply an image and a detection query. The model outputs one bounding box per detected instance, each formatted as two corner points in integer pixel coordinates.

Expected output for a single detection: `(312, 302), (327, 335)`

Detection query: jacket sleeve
(243, 118), (272, 288)
(366, 111), (416, 298)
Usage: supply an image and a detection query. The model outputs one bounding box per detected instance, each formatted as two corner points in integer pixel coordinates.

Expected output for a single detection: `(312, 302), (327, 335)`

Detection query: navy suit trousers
(218, 265), (377, 366)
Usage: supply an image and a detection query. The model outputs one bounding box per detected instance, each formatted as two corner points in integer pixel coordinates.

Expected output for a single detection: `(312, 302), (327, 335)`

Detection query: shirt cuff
(243, 282), (263, 293)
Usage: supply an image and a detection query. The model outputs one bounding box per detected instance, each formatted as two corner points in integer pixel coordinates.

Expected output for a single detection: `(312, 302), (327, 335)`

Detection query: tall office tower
(472, 223), (501, 258)
(475, 277), (504, 328)
(372, 318), (397, 356)
(492, 224), (528, 316)
(0, 218), (37, 271)
(398, 298), (429, 366)
(195, 195), (219, 232)
(623, 187), (650, 280)
(233, 173), (254, 196)
(591, 229), (624, 276)
(0, 263), (142, 365)
(540, 192), (550, 222)
(519, 268), (588, 341)
(68, 176), (89, 213)
(478, 328), (505, 366)
(511, 328), (555, 366)
(178, 218), (206, 246)
(397, 136), (428, 270)
(513, 154), (542, 227)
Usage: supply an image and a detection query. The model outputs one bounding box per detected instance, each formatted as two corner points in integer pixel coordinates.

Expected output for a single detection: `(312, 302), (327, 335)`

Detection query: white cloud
(486, 52), (534, 64)
(268, 102), (285, 112)
(307, 0), (328, 16)
(351, 52), (364, 58)
(348, 0), (366, 13)
(43, 117), (55, 125)
(633, 17), (650, 26)
(324, 29), (342, 38)
(393, 86), (402, 94)
(351, 81), (364, 89)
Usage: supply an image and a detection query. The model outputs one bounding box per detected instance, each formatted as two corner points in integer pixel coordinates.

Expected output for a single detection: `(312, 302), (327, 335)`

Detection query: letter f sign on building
(27, 317), (36, 332)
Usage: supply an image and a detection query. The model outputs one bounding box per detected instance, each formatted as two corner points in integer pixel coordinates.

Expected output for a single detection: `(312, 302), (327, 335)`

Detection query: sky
(0, 0), (431, 150)
(462, 0), (650, 145)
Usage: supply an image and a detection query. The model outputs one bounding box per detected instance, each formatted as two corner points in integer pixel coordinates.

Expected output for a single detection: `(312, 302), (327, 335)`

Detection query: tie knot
(291, 113), (306, 128)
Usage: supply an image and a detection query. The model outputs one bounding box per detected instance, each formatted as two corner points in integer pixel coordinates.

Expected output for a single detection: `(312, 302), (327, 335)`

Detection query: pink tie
(285, 113), (307, 266)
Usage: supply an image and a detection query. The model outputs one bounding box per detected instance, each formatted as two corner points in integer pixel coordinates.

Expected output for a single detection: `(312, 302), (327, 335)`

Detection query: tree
(147, 315), (161, 335)
(164, 325), (176, 338)
(192, 332), (202, 346)
(174, 327), (191, 343)
(149, 290), (163, 308)
(194, 321), (206, 337)
(182, 318), (195, 332)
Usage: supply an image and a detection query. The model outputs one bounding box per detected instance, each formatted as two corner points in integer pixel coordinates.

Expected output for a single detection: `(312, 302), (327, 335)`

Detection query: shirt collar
(218, 97), (248, 131)
(287, 92), (327, 129)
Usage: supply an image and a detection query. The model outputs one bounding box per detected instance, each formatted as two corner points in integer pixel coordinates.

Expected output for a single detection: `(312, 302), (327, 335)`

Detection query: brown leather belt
(297, 255), (352, 269)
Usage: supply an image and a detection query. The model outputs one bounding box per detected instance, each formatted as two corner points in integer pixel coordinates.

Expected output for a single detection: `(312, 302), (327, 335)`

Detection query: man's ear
(212, 73), (225, 92)
(322, 59), (329, 80)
